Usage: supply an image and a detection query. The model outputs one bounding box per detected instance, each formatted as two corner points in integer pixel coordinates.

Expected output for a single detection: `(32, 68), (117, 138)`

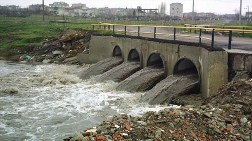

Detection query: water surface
(0, 61), (168, 141)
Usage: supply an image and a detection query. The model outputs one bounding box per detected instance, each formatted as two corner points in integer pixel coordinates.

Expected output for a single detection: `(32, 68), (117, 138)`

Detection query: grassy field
(0, 15), (251, 57)
(0, 15), (98, 57)
(0, 16), (92, 49)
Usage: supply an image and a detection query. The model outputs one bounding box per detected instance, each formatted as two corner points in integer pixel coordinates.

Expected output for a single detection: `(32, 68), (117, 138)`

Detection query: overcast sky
(0, 0), (251, 15)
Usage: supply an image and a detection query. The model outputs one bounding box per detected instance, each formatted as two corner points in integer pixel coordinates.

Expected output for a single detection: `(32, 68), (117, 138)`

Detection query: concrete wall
(77, 35), (228, 97)
(228, 53), (252, 73)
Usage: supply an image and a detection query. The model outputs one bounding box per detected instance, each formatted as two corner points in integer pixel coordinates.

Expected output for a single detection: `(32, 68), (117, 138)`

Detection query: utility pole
(42, 0), (45, 21)
(192, 0), (195, 22)
(239, 0), (242, 25)
(245, 6), (250, 24)
(247, 6), (250, 19)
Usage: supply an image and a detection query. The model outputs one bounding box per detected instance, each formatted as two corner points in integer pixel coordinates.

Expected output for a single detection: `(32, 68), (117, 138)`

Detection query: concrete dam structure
(77, 35), (228, 102)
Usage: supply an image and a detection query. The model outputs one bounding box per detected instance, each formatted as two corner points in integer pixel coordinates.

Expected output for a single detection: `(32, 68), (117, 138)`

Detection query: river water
(0, 61), (169, 141)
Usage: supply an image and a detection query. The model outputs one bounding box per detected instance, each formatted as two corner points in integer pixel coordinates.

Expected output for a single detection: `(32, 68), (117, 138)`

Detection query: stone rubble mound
(65, 79), (252, 141)
(32, 29), (93, 64)
(65, 103), (251, 141)
(204, 79), (252, 114)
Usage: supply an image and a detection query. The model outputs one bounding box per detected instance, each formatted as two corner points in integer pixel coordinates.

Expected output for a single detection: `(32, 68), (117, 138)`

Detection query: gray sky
(0, 0), (251, 15)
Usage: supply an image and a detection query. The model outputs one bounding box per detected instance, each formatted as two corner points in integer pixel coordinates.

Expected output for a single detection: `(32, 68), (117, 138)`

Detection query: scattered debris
(65, 79), (252, 141)
(65, 103), (252, 141)
(204, 79), (252, 115)
(23, 29), (93, 64)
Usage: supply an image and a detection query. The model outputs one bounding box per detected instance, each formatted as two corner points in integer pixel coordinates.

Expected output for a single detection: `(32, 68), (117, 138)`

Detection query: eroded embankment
(2, 29), (93, 64)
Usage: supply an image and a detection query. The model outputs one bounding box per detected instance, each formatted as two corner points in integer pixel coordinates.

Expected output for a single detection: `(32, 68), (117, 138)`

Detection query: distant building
(28, 4), (43, 12)
(6, 5), (20, 10)
(183, 12), (216, 20)
(183, 12), (194, 19)
(0, 6), (6, 10)
(49, 2), (69, 16)
(218, 14), (237, 20)
(57, 8), (69, 16)
(73, 8), (87, 16)
(136, 6), (159, 17)
(83, 8), (98, 18)
(72, 3), (87, 9)
(49, 2), (69, 8)
(197, 12), (216, 20)
(170, 3), (183, 18)
(246, 12), (252, 19)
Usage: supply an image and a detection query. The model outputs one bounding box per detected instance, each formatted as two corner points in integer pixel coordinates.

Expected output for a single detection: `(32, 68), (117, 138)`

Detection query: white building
(83, 8), (98, 17)
(57, 8), (72, 16)
(170, 3), (183, 18)
(72, 3), (87, 9)
(49, 2), (69, 8)
(246, 12), (252, 19)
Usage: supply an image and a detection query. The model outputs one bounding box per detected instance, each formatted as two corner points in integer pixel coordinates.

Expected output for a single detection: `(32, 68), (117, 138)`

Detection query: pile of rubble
(65, 104), (251, 141)
(204, 79), (252, 115)
(32, 29), (93, 64)
(65, 79), (252, 141)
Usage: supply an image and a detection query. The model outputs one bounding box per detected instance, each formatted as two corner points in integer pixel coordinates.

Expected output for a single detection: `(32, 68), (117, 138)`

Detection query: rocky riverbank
(3, 28), (93, 65)
(65, 79), (252, 141)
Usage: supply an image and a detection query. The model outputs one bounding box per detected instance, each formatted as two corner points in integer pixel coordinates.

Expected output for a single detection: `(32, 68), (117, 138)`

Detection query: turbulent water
(78, 57), (123, 80)
(0, 61), (170, 141)
(95, 62), (141, 82)
(117, 67), (165, 92)
(141, 74), (199, 105)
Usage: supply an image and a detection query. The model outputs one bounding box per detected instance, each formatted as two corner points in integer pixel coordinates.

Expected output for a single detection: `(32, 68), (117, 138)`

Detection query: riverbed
(0, 61), (168, 141)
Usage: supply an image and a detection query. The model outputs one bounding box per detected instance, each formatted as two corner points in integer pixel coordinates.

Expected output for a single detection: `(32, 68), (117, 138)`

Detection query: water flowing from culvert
(117, 67), (165, 92)
(141, 74), (199, 105)
(95, 62), (141, 82)
(0, 60), (172, 141)
(78, 57), (123, 79)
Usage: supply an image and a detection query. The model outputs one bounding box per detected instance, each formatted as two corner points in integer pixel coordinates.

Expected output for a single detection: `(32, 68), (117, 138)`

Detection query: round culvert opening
(128, 49), (140, 62)
(173, 58), (200, 94)
(147, 53), (164, 69)
(173, 58), (198, 75)
(113, 46), (122, 57)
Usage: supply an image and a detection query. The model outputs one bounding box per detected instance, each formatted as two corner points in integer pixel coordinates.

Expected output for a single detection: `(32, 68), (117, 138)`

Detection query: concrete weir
(77, 35), (228, 98)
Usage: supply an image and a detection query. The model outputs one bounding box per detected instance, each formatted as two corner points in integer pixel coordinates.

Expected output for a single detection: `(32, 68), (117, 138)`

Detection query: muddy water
(78, 57), (123, 80)
(117, 67), (165, 92)
(96, 62), (141, 82)
(0, 61), (169, 141)
(141, 74), (199, 105)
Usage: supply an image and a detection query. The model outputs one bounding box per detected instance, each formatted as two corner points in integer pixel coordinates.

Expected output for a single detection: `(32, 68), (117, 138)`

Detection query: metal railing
(184, 24), (252, 37)
(92, 23), (252, 49)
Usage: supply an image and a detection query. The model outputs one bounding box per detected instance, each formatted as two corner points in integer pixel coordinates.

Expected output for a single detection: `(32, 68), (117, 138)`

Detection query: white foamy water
(0, 61), (169, 141)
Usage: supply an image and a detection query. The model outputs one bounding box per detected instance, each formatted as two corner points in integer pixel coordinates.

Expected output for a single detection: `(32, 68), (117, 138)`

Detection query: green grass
(0, 16), (82, 48)
(0, 15), (97, 57)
